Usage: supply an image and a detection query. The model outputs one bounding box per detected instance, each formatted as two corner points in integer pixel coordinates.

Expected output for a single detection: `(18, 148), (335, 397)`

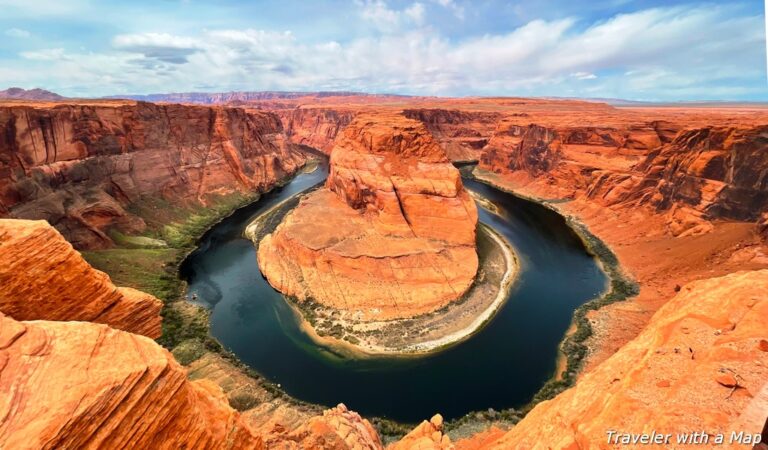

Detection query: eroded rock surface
(258, 112), (478, 320)
(0, 312), (260, 450)
(267, 404), (383, 450)
(0, 219), (162, 338)
(277, 107), (356, 154)
(388, 414), (452, 450)
(0, 100), (306, 248)
(455, 270), (768, 449)
(402, 109), (501, 162)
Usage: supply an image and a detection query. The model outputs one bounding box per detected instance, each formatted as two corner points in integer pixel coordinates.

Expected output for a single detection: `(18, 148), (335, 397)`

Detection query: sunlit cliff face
(258, 113), (479, 320)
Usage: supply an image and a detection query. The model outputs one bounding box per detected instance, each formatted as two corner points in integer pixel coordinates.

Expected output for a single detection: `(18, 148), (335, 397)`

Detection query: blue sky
(0, 0), (765, 100)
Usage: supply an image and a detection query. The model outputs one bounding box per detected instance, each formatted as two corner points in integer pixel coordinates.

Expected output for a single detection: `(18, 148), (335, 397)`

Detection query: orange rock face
(0, 312), (260, 449)
(456, 270), (768, 449)
(264, 404), (383, 450)
(0, 219), (162, 338)
(586, 125), (768, 232)
(481, 121), (564, 176)
(388, 414), (452, 450)
(0, 100), (306, 249)
(258, 113), (478, 320)
(276, 107), (356, 154)
(402, 109), (501, 162)
(760, 213), (768, 242)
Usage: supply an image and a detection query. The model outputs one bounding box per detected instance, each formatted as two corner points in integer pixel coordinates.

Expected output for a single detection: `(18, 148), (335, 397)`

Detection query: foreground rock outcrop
(0, 100), (306, 249)
(265, 404), (383, 450)
(0, 312), (260, 449)
(0, 219), (162, 338)
(456, 270), (768, 449)
(258, 113), (478, 320)
(389, 414), (452, 450)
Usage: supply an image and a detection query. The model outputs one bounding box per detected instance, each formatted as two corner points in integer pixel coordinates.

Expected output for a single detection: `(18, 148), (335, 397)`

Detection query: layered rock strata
(276, 107), (356, 154)
(0, 219), (162, 338)
(0, 312), (260, 449)
(258, 113), (478, 320)
(0, 100), (306, 249)
(402, 109), (501, 162)
(479, 119), (768, 237)
(268, 404), (382, 450)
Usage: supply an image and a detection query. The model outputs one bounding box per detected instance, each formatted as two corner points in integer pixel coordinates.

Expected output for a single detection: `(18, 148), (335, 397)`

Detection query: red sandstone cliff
(0, 219), (162, 338)
(633, 126), (767, 219)
(0, 311), (261, 449)
(258, 112), (478, 320)
(276, 107), (356, 154)
(0, 100), (306, 248)
(477, 116), (768, 237)
(402, 109), (501, 162)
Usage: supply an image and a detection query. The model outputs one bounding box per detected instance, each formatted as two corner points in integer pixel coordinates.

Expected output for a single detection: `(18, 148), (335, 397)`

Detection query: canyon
(0, 95), (766, 449)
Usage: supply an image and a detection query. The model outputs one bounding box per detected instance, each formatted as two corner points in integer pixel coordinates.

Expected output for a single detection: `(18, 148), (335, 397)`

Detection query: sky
(0, 0), (765, 101)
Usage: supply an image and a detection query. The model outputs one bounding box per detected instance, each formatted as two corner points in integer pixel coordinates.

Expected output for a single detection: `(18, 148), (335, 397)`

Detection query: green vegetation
(81, 248), (182, 300)
(371, 418), (418, 445)
(171, 338), (207, 365)
(83, 189), (268, 350)
(229, 392), (260, 411)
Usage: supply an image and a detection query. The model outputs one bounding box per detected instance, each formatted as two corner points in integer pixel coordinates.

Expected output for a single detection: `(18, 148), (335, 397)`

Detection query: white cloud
(405, 3), (426, 24)
(431, 0), (464, 19)
(571, 72), (598, 80)
(4, 28), (31, 38)
(20, 48), (69, 60)
(2, 4), (764, 100)
(358, 0), (426, 31)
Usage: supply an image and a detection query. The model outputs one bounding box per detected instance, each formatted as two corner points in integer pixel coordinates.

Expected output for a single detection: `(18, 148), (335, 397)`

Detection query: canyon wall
(478, 118), (768, 236)
(402, 109), (501, 162)
(0, 101), (306, 248)
(276, 107), (356, 154)
(0, 219), (162, 338)
(624, 126), (768, 231)
(274, 106), (502, 161)
(258, 112), (478, 320)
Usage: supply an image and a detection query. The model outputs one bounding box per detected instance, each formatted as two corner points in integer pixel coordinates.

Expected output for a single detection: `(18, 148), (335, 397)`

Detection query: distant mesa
(0, 87), (65, 100)
(103, 90), (410, 104)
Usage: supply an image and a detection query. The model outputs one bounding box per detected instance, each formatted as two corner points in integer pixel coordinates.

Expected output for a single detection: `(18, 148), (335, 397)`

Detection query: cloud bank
(1, 1), (764, 100)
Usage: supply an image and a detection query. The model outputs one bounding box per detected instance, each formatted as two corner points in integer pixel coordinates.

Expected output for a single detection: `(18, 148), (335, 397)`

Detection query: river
(179, 160), (606, 423)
